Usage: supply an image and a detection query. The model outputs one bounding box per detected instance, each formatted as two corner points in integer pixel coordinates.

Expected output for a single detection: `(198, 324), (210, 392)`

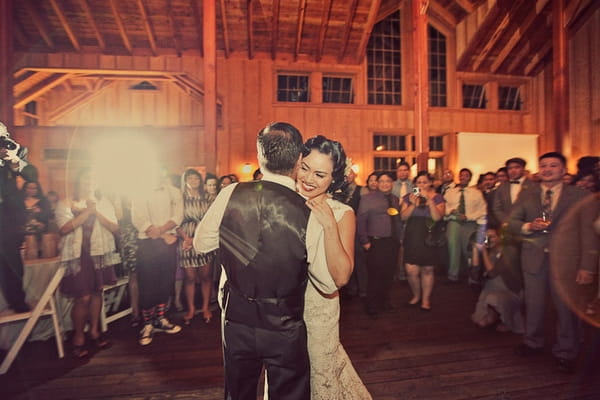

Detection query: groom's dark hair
(257, 122), (304, 176)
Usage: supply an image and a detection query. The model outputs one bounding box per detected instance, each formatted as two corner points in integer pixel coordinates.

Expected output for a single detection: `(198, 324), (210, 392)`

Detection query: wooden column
(552, 0), (570, 156)
(412, 0), (429, 171)
(0, 0), (14, 128)
(203, 0), (217, 171)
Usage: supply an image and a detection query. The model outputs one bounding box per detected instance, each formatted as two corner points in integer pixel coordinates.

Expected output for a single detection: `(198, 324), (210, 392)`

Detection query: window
(367, 10), (402, 105)
(374, 156), (409, 172)
(462, 84), (487, 109)
(429, 136), (443, 151)
(428, 25), (447, 107)
(322, 76), (353, 104)
(373, 134), (407, 151)
(277, 74), (309, 102)
(498, 86), (523, 110)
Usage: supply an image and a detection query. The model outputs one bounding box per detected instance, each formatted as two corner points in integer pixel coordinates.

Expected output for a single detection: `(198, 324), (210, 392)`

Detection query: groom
(195, 122), (321, 400)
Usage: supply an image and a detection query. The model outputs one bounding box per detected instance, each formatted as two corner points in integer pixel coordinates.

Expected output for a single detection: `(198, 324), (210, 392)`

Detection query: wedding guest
(219, 174), (233, 189)
(471, 228), (524, 333)
(21, 180), (51, 257)
(177, 169), (216, 325)
(401, 171), (445, 311)
(360, 172), (378, 196)
(56, 168), (120, 357)
(132, 168), (183, 346)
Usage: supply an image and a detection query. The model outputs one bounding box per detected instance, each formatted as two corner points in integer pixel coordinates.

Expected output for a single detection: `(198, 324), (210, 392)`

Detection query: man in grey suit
(509, 152), (590, 373)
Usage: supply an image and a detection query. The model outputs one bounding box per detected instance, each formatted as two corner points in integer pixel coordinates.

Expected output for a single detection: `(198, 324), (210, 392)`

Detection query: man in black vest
(194, 122), (312, 400)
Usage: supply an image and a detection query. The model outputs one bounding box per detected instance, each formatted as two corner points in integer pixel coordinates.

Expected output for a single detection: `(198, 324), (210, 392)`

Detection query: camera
(0, 136), (19, 151)
(412, 187), (421, 196)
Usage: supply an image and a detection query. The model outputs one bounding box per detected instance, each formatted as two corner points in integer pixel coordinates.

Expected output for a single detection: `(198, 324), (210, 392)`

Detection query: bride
(295, 135), (372, 399)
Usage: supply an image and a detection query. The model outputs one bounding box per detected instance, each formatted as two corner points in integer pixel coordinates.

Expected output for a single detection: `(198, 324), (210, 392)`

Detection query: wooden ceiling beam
(247, 0), (254, 59)
(490, 0), (550, 73)
(315, 0), (332, 62)
(271, 0), (281, 60)
(48, 80), (115, 122)
(294, 0), (308, 61)
(192, 0), (205, 56)
(524, 40), (551, 76)
(456, 3), (503, 70)
(429, 1), (458, 26)
(167, 0), (182, 57)
(18, 67), (184, 75)
(337, 0), (359, 63)
(564, 0), (583, 27)
(49, 0), (81, 52)
(13, 70), (37, 86)
(355, 0), (381, 63)
(454, 0), (475, 13)
(23, 0), (55, 50)
(78, 0), (106, 51)
(471, 0), (528, 72)
(567, 0), (600, 33)
(136, 0), (158, 56)
(108, 0), (133, 55)
(14, 73), (71, 108)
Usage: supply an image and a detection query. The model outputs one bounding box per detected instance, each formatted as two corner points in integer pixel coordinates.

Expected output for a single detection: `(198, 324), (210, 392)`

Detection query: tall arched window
(428, 25), (447, 107)
(367, 11), (402, 105)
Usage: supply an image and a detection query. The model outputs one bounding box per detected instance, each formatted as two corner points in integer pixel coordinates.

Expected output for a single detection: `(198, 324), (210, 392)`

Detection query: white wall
(457, 132), (539, 180)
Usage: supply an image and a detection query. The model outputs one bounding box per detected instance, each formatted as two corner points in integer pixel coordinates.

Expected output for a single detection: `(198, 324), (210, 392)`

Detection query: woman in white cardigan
(56, 169), (120, 358)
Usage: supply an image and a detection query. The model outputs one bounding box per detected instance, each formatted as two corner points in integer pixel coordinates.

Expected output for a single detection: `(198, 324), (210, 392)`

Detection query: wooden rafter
(454, 0), (475, 13)
(167, 0), (182, 56)
(23, 0), (55, 50)
(429, 1), (458, 26)
(108, 0), (133, 54)
(504, 14), (550, 75)
(14, 74), (71, 108)
(78, 0), (106, 51)
(136, 0), (158, 56)
(490, 0), (549, 73)
(564, 0), (583, 27)
(567, 0), (600, 33)
(48, 79), (115, 122)
(247, 0), (254, 59)
(456, 3), (502, 70)
(524, 41), (551, 76)
(14, 70), (37, 87)
(337, 0), (359, 63)
(192, 0), (205, 56)
(294, 0), (307, 61)
(471, 0), (528, 72)
(315, 0), (332, 62)
(355, 0), (381, 63)
(217, 0), (228, 57)
(271, 0), (281, 59)
(49, 0), (81, 51)
(15, 67), (183, 75)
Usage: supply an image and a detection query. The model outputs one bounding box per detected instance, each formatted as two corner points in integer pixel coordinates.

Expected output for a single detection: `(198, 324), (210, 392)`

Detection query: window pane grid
(277, 74), (310, 102)
(498, 86), (523, 110)
(428, 25), (447, 107)
(462, 84), (487, 109)
(367, 10), (402, 105)
(373, 134), (407, 151)
(322, 77), (354, 104)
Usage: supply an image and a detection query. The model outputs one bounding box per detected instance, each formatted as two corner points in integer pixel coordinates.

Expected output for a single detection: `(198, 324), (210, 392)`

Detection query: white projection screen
(457, 132), (539, 179)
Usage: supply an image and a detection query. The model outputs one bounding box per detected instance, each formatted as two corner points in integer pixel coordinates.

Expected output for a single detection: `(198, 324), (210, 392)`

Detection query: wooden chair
(0, 265), (66, 374)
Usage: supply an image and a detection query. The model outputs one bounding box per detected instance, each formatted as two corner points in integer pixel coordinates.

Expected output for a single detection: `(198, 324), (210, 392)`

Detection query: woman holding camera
(400, 171), (445, 310)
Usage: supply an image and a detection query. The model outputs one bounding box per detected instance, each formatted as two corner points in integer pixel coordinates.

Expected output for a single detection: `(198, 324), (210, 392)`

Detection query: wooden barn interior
(1, 0), (599, 195)
(1, 1), (600, 398)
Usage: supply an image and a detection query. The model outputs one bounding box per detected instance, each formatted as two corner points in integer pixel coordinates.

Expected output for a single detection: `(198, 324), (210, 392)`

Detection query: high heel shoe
(183, 315), (193, 326)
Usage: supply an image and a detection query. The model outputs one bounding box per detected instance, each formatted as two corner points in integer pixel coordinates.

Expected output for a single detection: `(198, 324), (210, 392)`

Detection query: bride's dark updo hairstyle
(302, 135), (349, 202)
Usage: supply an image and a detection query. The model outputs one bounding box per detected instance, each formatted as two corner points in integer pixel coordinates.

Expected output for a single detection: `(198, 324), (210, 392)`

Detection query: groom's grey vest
(220, 181), (310, 330)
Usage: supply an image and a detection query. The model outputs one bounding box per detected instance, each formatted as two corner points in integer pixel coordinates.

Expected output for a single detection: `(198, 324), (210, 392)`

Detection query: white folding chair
(0, 265), (66, 374)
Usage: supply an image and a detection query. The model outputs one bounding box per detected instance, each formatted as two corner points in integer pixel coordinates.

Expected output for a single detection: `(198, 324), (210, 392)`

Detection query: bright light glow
(241, 163), (253, 174)
(351, 164), (359, 173)
(89, 133), (161, 200)
(375, 145), (385, 151)
(428, 158), (436, 173)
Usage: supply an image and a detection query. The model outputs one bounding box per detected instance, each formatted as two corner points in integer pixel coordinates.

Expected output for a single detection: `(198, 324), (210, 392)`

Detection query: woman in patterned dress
(178, 169), (216, 324)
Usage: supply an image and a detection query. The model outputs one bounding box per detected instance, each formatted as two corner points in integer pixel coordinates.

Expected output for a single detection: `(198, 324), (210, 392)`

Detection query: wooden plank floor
(2, 280), (600, 399)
